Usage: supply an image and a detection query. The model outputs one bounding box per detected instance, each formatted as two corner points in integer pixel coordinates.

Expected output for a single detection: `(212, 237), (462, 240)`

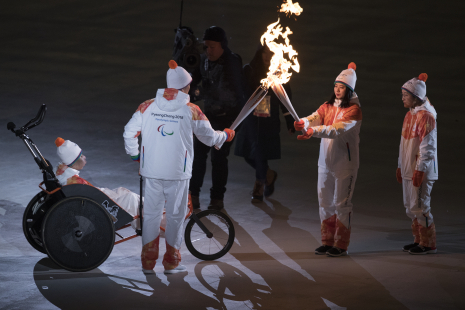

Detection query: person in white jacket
(294, 63), (362, 257)
(123, 60), (235, 274)
(397, 73), (438, 255)
(54, 137), (141, 230)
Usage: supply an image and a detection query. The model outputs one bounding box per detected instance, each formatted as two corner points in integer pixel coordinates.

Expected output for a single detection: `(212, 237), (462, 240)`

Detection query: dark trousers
(189, 117), (233, 200)
(244, 157), (268, 182)
(241, 130), (269, 182)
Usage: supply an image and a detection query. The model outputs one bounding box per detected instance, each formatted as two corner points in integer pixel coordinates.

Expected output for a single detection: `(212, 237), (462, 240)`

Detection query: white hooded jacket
(124, 88), (228, 180)
(302, 94), (362, 171)
(398, 98), (438, 180)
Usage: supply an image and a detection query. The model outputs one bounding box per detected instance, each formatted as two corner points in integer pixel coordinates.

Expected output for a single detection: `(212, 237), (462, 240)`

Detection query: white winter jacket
(398, 98), (438, 180)
(124, 88), (228, 180)
(302, 94), (362, 171)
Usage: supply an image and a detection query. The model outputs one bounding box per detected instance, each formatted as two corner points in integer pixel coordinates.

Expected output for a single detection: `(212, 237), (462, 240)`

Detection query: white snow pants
(318, 168), (357, 228)
(402, 179), (434, 228)
(142, 178), (189, 249)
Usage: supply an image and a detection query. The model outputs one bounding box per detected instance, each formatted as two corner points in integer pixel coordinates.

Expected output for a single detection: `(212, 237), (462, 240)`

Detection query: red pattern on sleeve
(136, 99), (154, 114)
(187, 102), (208, 121)
(417, 111), (436, 142)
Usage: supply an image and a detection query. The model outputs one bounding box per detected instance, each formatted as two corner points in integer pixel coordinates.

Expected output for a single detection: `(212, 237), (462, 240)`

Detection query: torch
(270, 79), (305, 134)
(214, 85), (268, 149)
(227, 85), (268, 131)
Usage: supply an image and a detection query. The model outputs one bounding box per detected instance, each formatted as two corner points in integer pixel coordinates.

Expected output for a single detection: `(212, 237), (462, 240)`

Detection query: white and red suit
(398, 98), (437, 248)
(123, 88), (227, 270)
(302, 95), (362, 250)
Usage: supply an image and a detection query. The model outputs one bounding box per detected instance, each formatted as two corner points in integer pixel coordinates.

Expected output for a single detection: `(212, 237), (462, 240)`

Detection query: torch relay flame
(260, 0), (302, 88)
(216, 0), (306, 150)
(279, 0), (303, 16)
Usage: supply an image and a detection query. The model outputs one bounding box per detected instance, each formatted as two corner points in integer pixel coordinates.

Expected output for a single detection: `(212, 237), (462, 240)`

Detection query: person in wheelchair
(123, 60), (235, 274)
(54, 137), (140, 230)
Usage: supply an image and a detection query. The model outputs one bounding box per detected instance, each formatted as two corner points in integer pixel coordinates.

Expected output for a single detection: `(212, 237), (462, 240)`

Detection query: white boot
(164, 264), (187, 274)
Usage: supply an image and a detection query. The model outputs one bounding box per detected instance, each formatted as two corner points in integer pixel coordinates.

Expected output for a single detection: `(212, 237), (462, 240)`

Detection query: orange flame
(261, 0), (302, 88)
(279, 0), (303, 16)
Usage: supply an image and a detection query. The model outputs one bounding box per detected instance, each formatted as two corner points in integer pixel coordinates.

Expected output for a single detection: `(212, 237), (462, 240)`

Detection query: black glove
(285, 114), (296, 133)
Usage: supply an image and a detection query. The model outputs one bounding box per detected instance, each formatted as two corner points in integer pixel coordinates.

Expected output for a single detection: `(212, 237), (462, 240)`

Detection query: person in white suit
(123, 60), (235, 274)
(397, 73), (438, 255)
(294, 63), (362, 257)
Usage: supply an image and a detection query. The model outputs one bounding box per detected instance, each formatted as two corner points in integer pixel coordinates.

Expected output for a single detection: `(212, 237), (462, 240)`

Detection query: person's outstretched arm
(188, 103), (229, 148)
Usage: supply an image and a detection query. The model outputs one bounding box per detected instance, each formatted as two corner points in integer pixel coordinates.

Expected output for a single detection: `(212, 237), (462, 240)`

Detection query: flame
(279, 0), (303, 16)
(260, 0), (302, 88)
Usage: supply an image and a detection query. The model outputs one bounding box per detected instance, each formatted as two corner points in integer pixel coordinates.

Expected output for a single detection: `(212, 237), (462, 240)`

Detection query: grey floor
(1, 1), (464, 309)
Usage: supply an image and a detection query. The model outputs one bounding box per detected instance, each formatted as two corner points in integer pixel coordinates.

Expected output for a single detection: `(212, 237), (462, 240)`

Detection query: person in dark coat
(234, 44), (295, 202)
(188, 26), (245, 210)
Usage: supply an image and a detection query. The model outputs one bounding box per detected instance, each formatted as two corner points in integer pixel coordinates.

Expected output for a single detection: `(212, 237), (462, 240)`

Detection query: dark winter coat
(234, 61), (294, 160)
(189, 47), (245, 122)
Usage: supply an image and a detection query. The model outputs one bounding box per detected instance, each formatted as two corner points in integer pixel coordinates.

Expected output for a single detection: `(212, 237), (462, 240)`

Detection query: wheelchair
(8, 105), (235, 272)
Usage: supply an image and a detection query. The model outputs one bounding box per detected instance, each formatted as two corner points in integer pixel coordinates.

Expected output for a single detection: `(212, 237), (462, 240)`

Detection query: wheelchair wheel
(184, 210), (235, 261)
(22, 191), (49, 254)
(42, 196), (115, 272)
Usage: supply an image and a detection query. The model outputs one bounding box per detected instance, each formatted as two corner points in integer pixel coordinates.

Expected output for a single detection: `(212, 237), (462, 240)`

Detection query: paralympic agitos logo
(158, 124), (174, 136)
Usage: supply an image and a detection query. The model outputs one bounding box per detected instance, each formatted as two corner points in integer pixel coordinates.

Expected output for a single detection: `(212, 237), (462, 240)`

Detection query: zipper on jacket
(183, 150), (187, 172)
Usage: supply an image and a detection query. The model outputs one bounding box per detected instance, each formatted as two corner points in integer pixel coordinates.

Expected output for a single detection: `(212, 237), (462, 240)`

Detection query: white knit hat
(166, 60), (192, 90)
(402, 73), (428, 100)
(335, 62), (357, 91)
(55, 137), (82, 166)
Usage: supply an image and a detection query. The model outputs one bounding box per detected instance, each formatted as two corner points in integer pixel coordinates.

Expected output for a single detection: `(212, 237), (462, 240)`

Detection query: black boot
(190, 192), (200, 212)
(252, 180), (264, 203)
(208, 199), (224, 210)
(264, 169), (277, 197)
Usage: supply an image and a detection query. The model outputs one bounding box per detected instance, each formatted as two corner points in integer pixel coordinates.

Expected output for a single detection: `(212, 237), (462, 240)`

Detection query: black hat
(203, 26), (228, 48)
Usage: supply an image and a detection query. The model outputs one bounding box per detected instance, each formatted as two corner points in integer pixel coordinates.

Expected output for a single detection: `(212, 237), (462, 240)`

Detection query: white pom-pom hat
(55, 137), (82, 166)
(402, 73), (428, 100)
(335, 62), (357, 91)
(166, 60), (192, 90)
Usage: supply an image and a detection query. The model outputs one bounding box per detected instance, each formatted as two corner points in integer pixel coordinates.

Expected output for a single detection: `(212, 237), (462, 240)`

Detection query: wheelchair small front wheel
(184, 210), (235, 261)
